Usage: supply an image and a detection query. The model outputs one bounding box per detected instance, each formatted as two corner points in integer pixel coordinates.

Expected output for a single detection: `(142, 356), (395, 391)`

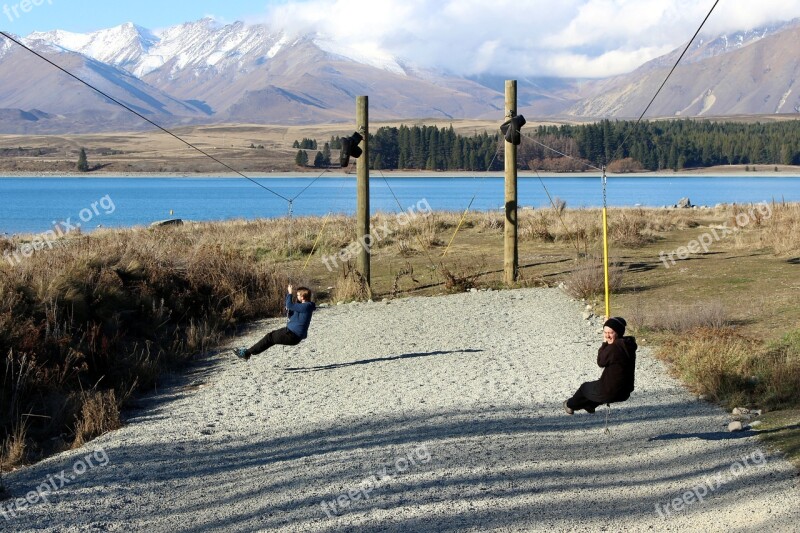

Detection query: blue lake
(1, 175), (799, 234)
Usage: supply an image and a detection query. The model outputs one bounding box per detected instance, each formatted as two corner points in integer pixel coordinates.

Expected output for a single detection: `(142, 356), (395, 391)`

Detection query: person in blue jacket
(232, 285), (316, 361)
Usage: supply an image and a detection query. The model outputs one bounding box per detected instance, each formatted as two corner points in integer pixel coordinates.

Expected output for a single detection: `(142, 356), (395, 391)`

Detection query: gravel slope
(3, 288), (799, 532)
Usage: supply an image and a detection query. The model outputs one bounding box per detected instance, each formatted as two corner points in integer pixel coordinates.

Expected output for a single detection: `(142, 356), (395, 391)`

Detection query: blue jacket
(286, 294), (315, 339)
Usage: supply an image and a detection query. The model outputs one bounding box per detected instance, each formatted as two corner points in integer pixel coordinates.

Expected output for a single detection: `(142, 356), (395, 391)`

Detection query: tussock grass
(72, 390), (122, 449)
(759, 202), (800, 255)
(658, 327), (800, 410)
(332, 262), (372, 303)
(563, 258), (625, 300)
(1, 423), (27, 472)
(632, 301), (729, 333)
(2, 202), (799, 469)
(1, 222), (288, 468)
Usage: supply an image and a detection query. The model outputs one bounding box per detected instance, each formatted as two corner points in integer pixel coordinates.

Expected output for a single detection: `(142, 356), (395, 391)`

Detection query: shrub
(658, 327), (800, 410)
(72, 390), (121, 448)
(1, 221), (288, 469)
(332, 262), (371, 302)
(610, 209), (656, 247)
(440, 259), (486, 293)
(563, 258), (624, 300)
(658, 328), (755, 406)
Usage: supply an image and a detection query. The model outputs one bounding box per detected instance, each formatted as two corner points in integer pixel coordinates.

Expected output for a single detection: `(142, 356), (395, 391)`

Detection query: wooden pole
(504, 80), (519, 285)
(356, 96), (371, 289)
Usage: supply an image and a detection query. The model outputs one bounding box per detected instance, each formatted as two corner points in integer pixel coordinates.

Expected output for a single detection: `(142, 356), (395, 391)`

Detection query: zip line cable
(526, 137), (604, 173)
(301, 177), (350, 273)
(2, 30), (351, 277)
(0, 31), (291, 203)
(377, 169), (442, 276)
(441, 146), (501, 257)
(507, 0), (720, 174)
(610, 0), (721, 163)
(290, 168), (331, 203)
(531, 168), (582, 255)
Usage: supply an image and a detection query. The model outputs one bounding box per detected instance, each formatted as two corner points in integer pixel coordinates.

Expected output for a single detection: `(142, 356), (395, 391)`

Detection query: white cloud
(254, 0), (800, 78)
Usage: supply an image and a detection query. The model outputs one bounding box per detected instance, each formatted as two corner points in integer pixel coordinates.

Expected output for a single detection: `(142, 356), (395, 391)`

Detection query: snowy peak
(649, 18), (800, 69)
(23, 18), (410, 79)
(150, 19), (286, 75)
(0, 34), (15, 58)
(688, 18), (799, 62)
(28, 23), (158, 74)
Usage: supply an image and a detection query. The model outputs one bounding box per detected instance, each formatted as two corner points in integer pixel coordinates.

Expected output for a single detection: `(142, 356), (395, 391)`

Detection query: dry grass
(658, 327), (800, 410)
(440, 259), (487, 293)
(1, 222), (288, 469)
(610, 209), (657, 247)
(563, 258), (625, 300)
(1, 422), (28, 471)
(332, 262), (372, 302)
(759, 202), (800, 255)
(632, 301), (729, 333)
(72, 390), (122, 448)
(2, 202), (800, 470)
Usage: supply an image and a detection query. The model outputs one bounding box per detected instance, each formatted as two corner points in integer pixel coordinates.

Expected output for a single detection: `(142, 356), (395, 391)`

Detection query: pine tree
(295, 150), (308, 167)
(322, 142), (332, 166)
(77, 148), (89, 172)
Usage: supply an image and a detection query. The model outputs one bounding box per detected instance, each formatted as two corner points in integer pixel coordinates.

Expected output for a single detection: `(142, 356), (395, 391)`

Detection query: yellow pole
(601, 168), (610, 319)
(602, 206), (610, 319)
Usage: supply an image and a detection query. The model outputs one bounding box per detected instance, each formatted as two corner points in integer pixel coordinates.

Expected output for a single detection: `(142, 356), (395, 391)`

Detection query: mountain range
(0, 17), (798, 133)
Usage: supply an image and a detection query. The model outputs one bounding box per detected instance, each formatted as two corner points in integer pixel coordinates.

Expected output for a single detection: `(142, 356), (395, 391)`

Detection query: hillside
(0, 18), (798, 133)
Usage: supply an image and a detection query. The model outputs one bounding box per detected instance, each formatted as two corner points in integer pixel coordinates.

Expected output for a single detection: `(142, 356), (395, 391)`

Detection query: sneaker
(563, 401), (574, 415)
(232, 347), (250, 361)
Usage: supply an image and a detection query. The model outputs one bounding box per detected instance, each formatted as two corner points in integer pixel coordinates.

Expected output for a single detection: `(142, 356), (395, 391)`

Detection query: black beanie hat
(603, 317), (627, 337)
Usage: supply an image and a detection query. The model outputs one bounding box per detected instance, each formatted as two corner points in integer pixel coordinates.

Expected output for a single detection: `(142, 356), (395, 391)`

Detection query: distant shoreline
(2, 167), (800, 179)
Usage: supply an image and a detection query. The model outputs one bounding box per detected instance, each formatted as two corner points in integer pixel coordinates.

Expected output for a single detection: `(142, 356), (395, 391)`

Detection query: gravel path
(3, 288), (799, 532)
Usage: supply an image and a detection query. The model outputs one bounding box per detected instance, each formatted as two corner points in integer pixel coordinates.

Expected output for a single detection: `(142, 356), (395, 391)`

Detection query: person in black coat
(564, 317), (637, 414)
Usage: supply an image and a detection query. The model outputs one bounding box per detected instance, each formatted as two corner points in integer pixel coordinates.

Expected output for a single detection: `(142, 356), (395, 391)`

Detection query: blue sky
(3, 0), (800, 78)
(1, 0), (285, 35)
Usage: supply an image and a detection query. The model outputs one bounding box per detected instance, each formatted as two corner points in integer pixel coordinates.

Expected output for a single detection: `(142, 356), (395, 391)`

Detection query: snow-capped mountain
(31, 18), (408, 80)
(566, 18), (800, 118)
(684, 19), (798, 63)
(0, 17), (798, 133)
(2, 18), (503, 130)
(641, 17), (800, 72)
(28, 22), (159, 75)
(0, 33), (210, 133)
(0, 35), (13, 58)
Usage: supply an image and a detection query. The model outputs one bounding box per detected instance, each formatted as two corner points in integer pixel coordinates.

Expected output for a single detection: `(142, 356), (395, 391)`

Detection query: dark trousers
(246, 327), (301, 356)
(567, 381), (603, 412)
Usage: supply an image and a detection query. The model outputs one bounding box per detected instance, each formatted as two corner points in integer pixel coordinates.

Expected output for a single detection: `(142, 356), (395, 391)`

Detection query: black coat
(585, 336), (637, 403)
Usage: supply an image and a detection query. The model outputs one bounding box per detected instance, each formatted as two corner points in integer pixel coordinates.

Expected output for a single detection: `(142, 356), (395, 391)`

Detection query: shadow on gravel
(284, 349), (484, 373)
(6, 398), (793, 532)
(648, 430), (757, 441)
